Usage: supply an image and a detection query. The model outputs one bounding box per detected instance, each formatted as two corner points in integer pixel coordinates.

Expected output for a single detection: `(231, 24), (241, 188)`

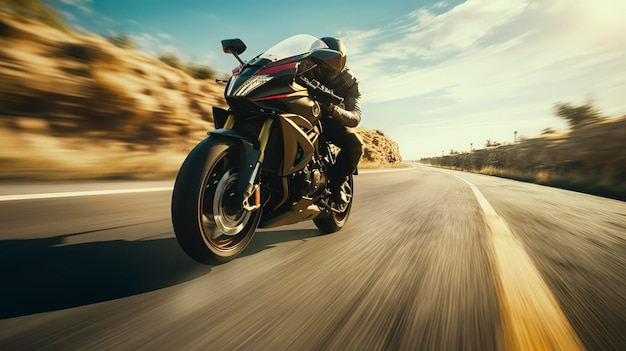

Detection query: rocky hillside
(357, 127), (402, 167)
(0, 11), (402, 180)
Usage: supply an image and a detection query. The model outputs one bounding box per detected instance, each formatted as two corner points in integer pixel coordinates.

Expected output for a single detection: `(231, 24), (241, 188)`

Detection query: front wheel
(171, 137), (262, 265)
(314, 174), (354, 233)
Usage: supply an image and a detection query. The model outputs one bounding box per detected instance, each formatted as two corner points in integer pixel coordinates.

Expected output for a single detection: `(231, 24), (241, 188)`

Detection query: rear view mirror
(221, 39), (247, 55)
(307, 48), (346, 73)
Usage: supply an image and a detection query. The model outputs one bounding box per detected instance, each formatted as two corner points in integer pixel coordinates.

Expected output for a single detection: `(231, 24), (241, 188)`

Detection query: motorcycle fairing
(226, 58), (300, 100)
(259, 196), (320, 228)
(212, 106), (230, 129)
(250, 90), (308, 102)
(254, 60), (298, 76)
(277, 113), (315, 176)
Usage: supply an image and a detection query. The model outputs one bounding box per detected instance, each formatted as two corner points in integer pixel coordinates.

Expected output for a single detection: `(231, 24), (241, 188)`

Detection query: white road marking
(0, 166), (413, 202)
(359, 165), (416, 173)
(454, 175), (584, 351)
(0, 187), (172, 202)
(0, 164), (416, 203)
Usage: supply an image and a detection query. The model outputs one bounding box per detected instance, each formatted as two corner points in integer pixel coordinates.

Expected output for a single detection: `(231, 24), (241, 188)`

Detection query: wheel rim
(199, 156), (255, 251)
(213, 170), (252, 235)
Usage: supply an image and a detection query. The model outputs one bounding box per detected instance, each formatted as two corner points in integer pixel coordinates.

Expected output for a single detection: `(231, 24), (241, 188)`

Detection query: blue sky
(47, 0), (626, 159)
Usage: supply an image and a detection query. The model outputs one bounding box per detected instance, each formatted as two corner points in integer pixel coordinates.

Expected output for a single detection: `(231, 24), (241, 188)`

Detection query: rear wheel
(171, 138), (262, 264)
(314, 174), (354, 233)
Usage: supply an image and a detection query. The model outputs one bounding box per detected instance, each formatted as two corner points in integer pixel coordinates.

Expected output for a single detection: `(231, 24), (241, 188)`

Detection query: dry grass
(0, 11), (405, 181)
(0, 132), (186, 180)
(358, 160), (412, 169)
(0, 130), (405, 180)
(423, 117), (626, 200)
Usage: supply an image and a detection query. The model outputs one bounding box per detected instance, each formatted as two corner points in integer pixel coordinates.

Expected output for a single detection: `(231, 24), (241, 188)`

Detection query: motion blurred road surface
(0, 165), (624, 350)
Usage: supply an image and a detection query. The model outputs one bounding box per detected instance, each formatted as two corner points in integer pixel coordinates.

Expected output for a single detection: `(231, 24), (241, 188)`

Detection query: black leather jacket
(316, 67), (362, 128)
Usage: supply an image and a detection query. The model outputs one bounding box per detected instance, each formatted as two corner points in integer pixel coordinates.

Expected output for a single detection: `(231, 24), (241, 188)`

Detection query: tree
(554, 101), (604, 128)
(485, 140), (501, 147)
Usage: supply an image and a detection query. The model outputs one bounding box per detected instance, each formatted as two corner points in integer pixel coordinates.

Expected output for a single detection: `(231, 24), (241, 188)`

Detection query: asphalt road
(0, 165), (624, 350)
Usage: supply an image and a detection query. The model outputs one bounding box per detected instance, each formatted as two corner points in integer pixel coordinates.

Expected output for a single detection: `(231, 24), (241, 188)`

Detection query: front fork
(223, 114), (274, 211)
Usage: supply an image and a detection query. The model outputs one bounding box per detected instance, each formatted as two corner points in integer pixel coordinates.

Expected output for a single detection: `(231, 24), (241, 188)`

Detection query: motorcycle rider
(310, 37), (363, 206)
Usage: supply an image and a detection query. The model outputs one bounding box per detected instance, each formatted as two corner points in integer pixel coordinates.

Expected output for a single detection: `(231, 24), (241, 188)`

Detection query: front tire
(171, 137), (262, 265)
(314, 174), (354, 233)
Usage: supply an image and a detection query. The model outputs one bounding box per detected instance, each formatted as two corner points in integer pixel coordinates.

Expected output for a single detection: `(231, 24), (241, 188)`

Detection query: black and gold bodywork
(171, 35), (353, 264)
(213, 44), (347, 227)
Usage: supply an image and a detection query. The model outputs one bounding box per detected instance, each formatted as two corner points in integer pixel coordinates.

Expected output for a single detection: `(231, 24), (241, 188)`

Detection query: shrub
(158, 54), (183, 70)
(0, 0), (69, 32)
(107, 34), (135, 49)
(183, 63), (215, 80)
(554, 101), (604, 129)
(158, 54), (215, 80)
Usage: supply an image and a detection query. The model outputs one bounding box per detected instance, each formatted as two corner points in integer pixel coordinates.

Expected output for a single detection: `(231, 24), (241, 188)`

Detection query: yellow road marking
(456, 176), (585, 351)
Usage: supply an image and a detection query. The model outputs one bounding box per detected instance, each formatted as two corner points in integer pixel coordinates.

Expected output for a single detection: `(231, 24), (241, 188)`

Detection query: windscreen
(258, 34), (328, 62)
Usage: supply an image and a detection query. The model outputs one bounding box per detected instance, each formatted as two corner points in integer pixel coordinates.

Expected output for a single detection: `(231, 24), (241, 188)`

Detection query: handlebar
(296, 76), (344, 105)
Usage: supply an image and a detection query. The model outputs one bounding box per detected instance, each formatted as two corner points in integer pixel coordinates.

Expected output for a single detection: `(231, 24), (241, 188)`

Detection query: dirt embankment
(422, 116), (626, 200)
(0, 12), (402, 180)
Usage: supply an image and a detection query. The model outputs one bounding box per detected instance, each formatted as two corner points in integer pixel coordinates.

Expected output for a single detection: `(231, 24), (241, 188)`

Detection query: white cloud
(337, 29), (382, 57)
(58, 0), (93, 15)
(431, 2), (449, 9)
(344, 0), (626, 158)
(348, 0), (626, 106)
(129, 33), (179, 57)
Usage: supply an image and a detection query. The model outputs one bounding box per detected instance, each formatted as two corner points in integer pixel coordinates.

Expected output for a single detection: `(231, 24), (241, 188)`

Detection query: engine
(293, 162), (327, 197)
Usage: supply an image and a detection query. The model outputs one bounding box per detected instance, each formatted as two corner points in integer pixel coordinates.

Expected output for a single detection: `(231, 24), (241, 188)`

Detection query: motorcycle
(171, 34), (356, 264)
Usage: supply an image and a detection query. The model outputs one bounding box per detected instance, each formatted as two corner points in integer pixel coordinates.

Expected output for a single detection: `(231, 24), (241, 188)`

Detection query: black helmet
(319, 37), (347, 77)
(320, 37), (346, 57)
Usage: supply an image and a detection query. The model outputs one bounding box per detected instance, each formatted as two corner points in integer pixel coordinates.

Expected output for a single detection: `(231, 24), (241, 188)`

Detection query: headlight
(233, 75), (272, 96)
